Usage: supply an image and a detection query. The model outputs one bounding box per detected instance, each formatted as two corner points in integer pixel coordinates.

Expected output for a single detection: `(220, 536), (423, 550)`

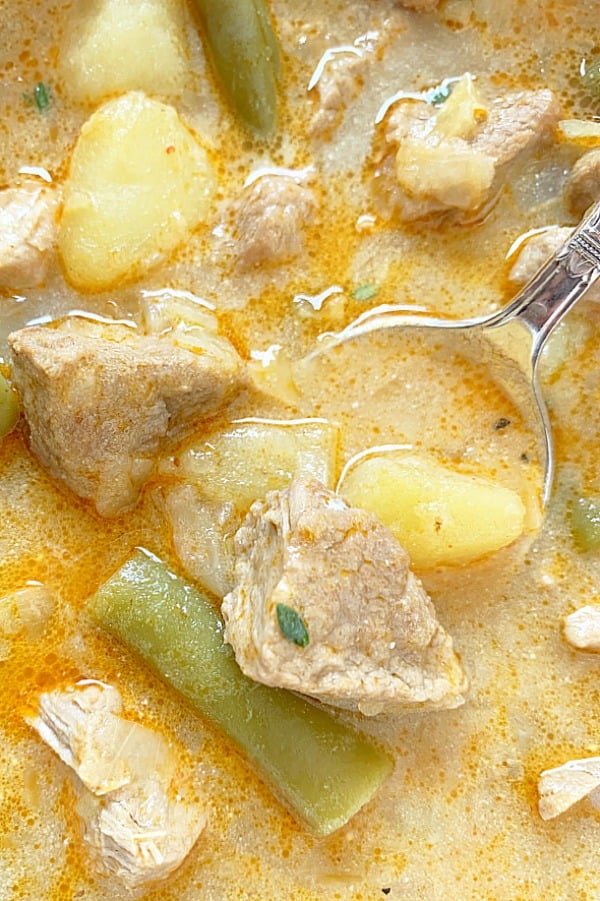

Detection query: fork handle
(505, 201), (600, 361)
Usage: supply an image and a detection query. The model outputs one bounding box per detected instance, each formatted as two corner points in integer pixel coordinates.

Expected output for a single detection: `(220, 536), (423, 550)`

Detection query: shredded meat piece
(234, 174), (316, 270)
(9, 318), (244, 517)
(309, 50), (367, 138)
(538, 756), (600, 820)
(223, 477), (467, 716)
(27, 681), (206, 890)
(0, 183), (58, 289)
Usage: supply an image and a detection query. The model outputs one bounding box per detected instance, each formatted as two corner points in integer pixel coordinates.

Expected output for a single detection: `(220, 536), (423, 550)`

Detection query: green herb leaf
(33, 82), (51, 113)
(276, 603), (309, 647)
(426, 81), (454, 106)
(352, 283), (379, 302)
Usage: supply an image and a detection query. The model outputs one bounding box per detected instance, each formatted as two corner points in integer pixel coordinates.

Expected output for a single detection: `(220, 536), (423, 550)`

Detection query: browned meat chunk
(27, 681), (206, 890)
(375, 82), (560, 221)
(0, 184), (58, 289)
(9, 318), (244, 517)
(563, 149), (600, 216)
(222, 478), (467, 715)
(234, 174), (316, 270)
(538, 756), (600, 820)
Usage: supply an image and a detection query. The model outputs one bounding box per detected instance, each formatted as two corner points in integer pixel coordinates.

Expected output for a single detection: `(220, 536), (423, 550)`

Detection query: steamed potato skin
(339, 454), (527, 568)
(58, 92), (216, 292)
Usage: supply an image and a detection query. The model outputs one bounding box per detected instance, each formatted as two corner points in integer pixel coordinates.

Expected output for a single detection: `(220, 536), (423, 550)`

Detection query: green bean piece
(570, 495), (600, 552)
(88, 550), (393, 836)
(581, 54), (600, 100)
(190, 0), (280, 136)
(0, 374), (19, 439)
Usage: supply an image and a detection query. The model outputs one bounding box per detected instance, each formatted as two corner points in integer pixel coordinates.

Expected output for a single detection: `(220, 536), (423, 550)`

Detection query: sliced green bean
(581, 54), (600, 101)
(0, 373), (19, 439)
(570, 495), (600, 552)
(190, 0), (280, 136)
(88, 550), (392, 836)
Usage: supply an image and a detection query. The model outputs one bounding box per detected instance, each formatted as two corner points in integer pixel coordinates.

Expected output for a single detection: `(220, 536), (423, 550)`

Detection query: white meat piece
(234, 174), (316, 270)
(376, 87), (560, 221)
(8, 319), (245, 517)
(563, 149), (600, 216)
(222, 478), (467, 716)
(309, 50), (368, 139)
(77, 777), (205, 891)
(0, 184), (58, 289)
(564, 605), (600, 653)
(538, 756), (600, 820)
(28, 681), (167, 796)
(27, 681), (206, 890)
(470, 90), (560, 167)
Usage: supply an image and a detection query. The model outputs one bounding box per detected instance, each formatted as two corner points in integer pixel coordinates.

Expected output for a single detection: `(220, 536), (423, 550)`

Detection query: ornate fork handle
(500, 201), (600, 353)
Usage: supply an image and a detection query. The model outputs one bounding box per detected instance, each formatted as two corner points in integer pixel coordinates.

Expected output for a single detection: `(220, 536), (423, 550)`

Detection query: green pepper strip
(0, 374), (19, 439)
(189, 0), (280, 136)
(88, 549), (393, 836)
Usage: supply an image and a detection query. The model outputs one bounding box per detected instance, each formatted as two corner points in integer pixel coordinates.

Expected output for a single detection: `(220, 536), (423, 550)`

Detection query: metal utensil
(317, 201), (600, 507)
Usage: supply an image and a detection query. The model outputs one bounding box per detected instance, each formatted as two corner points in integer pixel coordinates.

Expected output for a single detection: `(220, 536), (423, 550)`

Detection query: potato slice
(339, 453), (526, 568)
(60, 0), (189, 103)
(58, 92), (216, 291)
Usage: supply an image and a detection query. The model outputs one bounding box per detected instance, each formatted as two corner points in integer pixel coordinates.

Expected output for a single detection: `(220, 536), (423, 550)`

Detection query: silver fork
(317, 200), (600, 508)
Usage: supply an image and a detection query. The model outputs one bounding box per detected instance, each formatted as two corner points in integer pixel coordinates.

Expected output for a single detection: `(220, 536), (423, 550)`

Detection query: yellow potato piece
(339, 453), (526, 568)
(58, 92), (216, 291)
(60, 0), (189, 103)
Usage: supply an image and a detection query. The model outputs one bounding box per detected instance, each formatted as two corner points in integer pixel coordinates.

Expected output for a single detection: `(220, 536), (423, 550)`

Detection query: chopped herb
(352, 283), (379, 302)
(494, 417), (511, 430)
(426, 81), (454, 106)
(276, 603), (309, 647)
(34, 82), (51, 113)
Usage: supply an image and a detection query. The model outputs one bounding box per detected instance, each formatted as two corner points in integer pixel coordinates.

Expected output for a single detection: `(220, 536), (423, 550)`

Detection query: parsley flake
(276, 603), (309, 647)
(352, 283), (379, 302)
(426, 81), (454, 106)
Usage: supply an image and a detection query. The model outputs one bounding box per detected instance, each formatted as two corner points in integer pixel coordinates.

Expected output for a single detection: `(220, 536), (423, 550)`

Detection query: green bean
(190, 0), (280, 136)
(581, 54), (600, 100)
(88, 550), (392, 835)
(0, 373), (19, 439)
(570, 495), (600, 552)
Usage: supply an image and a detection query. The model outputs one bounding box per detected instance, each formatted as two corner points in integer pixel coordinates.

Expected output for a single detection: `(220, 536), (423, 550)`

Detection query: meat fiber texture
(222, 478), (467, 716)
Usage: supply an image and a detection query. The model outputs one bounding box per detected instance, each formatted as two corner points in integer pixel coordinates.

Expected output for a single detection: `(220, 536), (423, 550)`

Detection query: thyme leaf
(276, 603), (309, 647)
(352, 283), (379, 302)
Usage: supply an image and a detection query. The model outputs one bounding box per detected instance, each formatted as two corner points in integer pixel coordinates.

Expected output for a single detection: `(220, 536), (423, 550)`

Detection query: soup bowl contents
(1, 1), (600, 898)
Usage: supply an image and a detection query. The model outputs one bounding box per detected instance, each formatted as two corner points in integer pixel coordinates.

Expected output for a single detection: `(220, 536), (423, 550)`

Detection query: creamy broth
(1, 1), (600, 899)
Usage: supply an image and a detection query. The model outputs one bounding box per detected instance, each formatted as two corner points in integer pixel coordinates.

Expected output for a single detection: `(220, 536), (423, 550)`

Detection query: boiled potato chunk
(164, 420), (339, 511)
(59, 92), (216, 291)
(61, 0), (189, 103)
(339, 453), (526, 568)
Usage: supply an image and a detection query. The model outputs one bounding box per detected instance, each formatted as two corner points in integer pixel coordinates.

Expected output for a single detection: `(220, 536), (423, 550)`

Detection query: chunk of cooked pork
(563, 149), (600, 216)
(309, 50), (368, 139)
(27, 681), (206, 890)
(538, 756), (600, 820)
(376, 86), (559, 221)
(222, 478), (467, 715)
(234, 174), (316, 270)
(0, 183), (58, 289)
(8, 318), (244, 517)
(564, 605), (600, 652)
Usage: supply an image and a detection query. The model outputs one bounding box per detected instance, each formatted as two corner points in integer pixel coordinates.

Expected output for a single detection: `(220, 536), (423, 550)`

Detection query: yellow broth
(0, 1), (599, 899)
